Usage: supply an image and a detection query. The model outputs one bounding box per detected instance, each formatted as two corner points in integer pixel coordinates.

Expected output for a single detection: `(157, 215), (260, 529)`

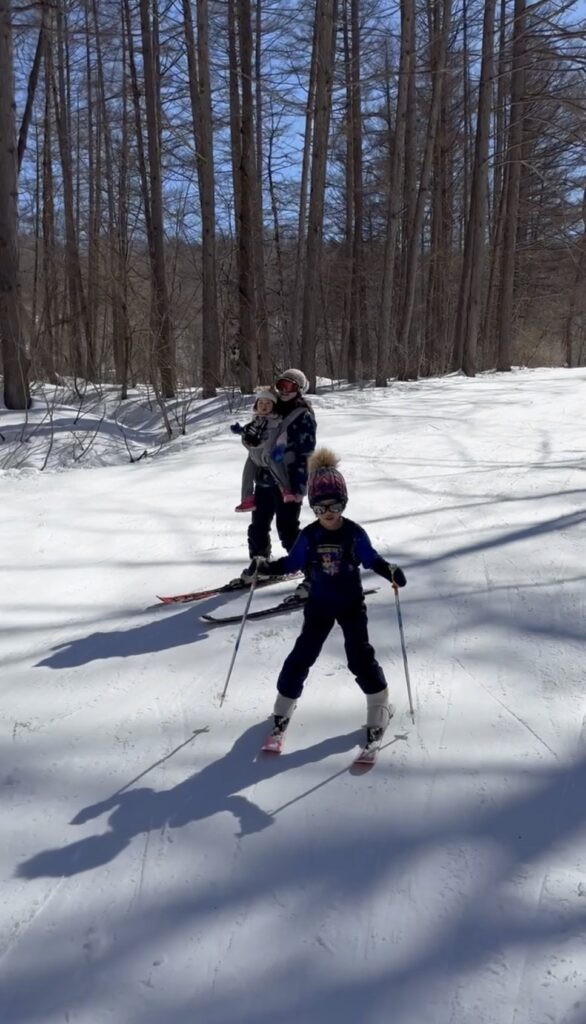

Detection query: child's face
(256, 398), (275, 415)
(313, 500), (345, 530)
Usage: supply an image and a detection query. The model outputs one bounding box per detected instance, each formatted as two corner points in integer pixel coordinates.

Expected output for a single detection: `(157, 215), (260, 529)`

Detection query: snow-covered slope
(1, 368), (585, 1024)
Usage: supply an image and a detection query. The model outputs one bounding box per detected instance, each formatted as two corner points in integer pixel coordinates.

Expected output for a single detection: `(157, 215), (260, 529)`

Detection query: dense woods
(1, 0), (585, 407)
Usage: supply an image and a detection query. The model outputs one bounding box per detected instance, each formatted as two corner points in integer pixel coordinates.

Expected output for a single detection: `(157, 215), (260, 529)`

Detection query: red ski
(261, 731), (286, 754)
(157, 573), (301, 605)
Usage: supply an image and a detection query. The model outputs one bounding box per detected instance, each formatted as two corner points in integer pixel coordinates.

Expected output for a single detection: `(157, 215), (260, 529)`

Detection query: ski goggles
(311, 501), (346, 516)
(275, 378), (298, 394)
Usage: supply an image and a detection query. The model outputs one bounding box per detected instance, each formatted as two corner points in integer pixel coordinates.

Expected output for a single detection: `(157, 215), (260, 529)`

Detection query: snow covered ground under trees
(1, 368), (585, 1024)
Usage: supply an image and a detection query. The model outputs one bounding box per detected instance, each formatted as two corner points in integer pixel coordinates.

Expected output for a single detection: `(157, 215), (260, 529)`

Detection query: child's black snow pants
(276, 597), (387, 699)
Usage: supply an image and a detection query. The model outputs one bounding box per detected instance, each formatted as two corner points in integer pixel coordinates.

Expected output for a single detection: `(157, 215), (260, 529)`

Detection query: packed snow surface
(1, 368), (585, 1024)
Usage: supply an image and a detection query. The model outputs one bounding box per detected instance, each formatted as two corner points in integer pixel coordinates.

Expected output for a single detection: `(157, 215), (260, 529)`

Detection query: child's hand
(254, 556), (273, 575)
(390, 565), (407, 587)
(230, 422), (243, 435)
(242, 422), (263, 446)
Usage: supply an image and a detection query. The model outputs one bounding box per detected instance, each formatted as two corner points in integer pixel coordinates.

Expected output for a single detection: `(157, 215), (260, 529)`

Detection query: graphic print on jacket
(268, 518), (385, 604)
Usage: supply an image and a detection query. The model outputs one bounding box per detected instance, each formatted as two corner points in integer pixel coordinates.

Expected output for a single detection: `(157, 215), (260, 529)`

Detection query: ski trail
(453, 656), (559, 761)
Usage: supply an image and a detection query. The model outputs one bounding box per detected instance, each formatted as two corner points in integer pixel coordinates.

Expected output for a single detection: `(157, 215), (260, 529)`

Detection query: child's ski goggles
(311, 501), (345, 516)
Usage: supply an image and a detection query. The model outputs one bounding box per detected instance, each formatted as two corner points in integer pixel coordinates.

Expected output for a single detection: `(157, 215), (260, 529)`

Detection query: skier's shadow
(16, 722), (360, 879)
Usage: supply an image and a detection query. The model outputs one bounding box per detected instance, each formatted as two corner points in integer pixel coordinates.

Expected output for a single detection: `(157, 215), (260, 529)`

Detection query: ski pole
(393, 584), (414, 721)
(219, 568), (259, 706)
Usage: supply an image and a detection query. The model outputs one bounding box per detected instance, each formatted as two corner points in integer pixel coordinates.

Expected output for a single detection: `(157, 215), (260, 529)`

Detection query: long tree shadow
(16, 722), (361, 879)
(36, 597), (226, 668)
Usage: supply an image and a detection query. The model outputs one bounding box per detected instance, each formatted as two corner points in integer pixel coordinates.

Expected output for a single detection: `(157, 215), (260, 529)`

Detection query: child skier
(231, 389), (291, 512)
(255, 447), (407, 753)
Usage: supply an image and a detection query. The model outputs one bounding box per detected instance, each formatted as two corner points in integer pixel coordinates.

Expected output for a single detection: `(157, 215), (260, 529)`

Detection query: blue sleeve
(354, 526), (381, 569)
(269, 532), (309, 575)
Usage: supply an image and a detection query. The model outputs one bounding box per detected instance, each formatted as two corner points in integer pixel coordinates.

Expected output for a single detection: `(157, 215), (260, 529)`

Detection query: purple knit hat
(307, 448), (348, 507)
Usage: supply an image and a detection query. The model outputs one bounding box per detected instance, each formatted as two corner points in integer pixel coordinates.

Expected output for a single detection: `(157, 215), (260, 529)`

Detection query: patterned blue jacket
(269, 518), (395, 604)
(256, 397), (316, 496)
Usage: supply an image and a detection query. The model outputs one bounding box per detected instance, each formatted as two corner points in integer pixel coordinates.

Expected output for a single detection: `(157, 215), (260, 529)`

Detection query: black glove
(230, 422), (243, 435)
(242, 421), (264, 447)
(372, 557), (407, 587)
(390, 565), (407, 587)
(254, 556), (275, 576)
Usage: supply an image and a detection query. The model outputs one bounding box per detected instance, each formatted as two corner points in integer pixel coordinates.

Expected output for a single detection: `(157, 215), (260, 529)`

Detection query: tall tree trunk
(453, 0), (496, 376)
(341, 0), (354, 380)
(182, 0), (220, 397)
(53, 0), (93, 380)
(253, 0), (271, 381)
(0, 0), (31, 408)
(301, 0), (336, 390)
(349, 0), (368, 378)
(426, 1), (453, 375)
(496, 0), (526, 372)
(139, 0), (176, 397)
(40, 16), (57, 381)
(92, 0), (129, 391)
(17, 8), (47, 172)
(563, 186), (586, 368)
(289, 17), (317, 359)
(398, 0), (452, 378)
(230, 0), (257, 392)
(375, 0), (412, 386)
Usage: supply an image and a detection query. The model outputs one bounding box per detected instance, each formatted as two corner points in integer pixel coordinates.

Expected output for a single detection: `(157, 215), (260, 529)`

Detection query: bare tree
(376, 0), (413, 386)
(398, 0), (452, 377)
(0, 0), (30, 409)
(453, 0), (496, 375)
(496, 0), (526, 372)
(228, 0), (258, 392)
(182, 0), (220, 397)
(301, 0), (337, 389)
(139, 0), (176, 397)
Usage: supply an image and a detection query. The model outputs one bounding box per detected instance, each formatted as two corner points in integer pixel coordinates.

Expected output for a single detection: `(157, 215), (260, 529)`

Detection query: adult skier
(239, 368), (316, 601)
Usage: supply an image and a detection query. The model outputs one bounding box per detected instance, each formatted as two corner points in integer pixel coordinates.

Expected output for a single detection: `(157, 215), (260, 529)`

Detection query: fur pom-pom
(308, 447), (339, 473)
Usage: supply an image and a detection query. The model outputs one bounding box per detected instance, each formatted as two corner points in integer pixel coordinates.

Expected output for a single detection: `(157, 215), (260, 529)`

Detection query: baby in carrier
(231, 389), (294, 512)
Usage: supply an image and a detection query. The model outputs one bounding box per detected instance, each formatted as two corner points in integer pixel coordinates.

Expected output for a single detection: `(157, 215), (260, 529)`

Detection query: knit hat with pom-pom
(307, 447), (348, 507)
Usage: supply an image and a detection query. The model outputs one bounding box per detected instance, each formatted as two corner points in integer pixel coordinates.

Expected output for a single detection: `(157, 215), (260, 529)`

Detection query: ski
(157, 573), (301, 605)
(352, 741), (381, 770)
(201, 587), (379, 625)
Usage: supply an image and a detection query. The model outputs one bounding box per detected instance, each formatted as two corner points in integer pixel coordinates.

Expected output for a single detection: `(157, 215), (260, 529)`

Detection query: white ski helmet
(275, 368), (309, 395)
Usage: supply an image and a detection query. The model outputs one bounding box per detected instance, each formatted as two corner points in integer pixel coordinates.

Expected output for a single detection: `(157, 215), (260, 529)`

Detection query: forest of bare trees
(1, 0), (585, 408)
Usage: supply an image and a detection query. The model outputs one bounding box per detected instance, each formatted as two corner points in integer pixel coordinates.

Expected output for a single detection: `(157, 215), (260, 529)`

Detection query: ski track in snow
(1, 368), (585, 1024)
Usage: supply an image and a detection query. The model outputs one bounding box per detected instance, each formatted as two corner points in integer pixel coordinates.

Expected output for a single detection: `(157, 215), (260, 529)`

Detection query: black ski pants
(247, 484), (301, 559)
(276, 598), (387, 700)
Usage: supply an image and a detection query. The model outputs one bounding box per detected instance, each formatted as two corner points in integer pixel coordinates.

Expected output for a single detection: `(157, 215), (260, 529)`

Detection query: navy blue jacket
(269, 518), (395, 604)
